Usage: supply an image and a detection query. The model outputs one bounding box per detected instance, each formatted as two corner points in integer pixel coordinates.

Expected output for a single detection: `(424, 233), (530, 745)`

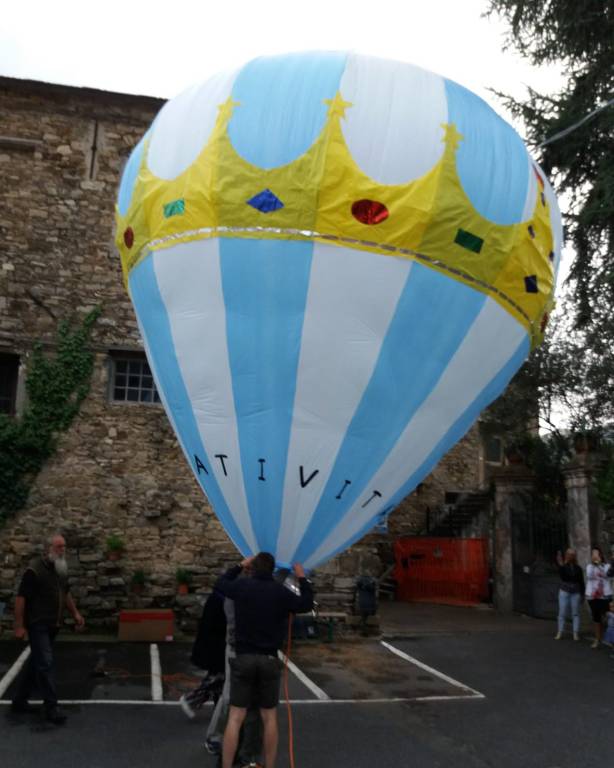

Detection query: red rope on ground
(284, 614), (296, 768)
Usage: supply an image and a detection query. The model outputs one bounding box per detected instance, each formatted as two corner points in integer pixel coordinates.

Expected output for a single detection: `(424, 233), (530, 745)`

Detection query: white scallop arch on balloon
(146, 69), (239, 180)
(339, 54), (448, 185)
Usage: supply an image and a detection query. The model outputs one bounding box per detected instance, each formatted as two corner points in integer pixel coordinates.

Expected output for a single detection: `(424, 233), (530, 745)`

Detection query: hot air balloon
(115, 52), (561, 569)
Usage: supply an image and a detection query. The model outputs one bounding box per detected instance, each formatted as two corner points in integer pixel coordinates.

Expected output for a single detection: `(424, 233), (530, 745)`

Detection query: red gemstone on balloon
(124, 227), (134, 248)
(351, 199), (389, 225)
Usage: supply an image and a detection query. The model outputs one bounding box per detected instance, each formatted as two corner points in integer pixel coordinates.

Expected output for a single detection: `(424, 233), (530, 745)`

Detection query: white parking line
(0, 643), (483, 706)
(380, 641), (485, 699)
(0, 647), (30, 699)
(278, 650), (330, 700)
(0, 696), (484, 706)
(150, 644), (163, 702)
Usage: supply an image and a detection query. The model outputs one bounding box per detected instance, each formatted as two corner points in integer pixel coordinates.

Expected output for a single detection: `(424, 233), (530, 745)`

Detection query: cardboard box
(117, 609), (174, 642)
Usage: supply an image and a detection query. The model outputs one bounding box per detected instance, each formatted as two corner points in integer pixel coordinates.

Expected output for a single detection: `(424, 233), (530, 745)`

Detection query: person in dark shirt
(11, 534), (84, 724)
(555, 548), (585, 641)
(215, 552), (313, 768)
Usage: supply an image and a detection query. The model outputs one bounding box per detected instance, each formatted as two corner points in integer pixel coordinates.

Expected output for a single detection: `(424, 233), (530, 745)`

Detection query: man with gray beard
(11, 533), (84, 724)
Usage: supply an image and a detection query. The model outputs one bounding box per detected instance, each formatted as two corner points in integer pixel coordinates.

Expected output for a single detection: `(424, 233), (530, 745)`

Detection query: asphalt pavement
(1, 603), (612, 768)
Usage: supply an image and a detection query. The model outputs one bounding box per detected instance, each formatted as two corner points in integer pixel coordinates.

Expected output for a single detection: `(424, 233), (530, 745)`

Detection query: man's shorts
(229, 653), (282, 709)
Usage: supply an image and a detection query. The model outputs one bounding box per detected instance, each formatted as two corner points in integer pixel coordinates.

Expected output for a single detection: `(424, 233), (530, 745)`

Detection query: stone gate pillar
(492, 466), (535, 612)
(564, 454), (605, 567)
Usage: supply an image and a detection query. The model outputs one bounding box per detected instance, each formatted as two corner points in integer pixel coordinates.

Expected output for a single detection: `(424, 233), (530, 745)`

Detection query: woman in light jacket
(585, 546), (614, 648)
(555, 548), (584, 641)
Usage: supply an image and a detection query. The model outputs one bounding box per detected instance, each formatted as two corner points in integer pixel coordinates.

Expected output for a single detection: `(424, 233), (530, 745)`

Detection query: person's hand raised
(292, 563), (306, 579)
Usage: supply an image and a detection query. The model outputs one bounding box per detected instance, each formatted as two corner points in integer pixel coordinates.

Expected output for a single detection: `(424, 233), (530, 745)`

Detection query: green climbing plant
(0, 308), (101, 525)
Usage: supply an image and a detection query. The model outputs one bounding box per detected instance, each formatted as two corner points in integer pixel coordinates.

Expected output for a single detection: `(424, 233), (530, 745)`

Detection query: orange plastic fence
(394, 537), (490, 606)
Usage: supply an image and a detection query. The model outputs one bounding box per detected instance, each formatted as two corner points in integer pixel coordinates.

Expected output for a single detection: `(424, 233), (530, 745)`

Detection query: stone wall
(0, 77), (485, 633)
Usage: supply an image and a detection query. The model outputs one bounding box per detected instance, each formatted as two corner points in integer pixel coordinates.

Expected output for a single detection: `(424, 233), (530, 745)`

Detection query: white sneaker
(554, 632), (562, 640)
(591, 638), (599, 649)
(179, 694), (195, 719)
(573, 633), (580, 641)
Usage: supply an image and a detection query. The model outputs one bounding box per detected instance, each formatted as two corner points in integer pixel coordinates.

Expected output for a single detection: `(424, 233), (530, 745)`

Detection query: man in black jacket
(12, 533), (84, 724)
(216, 552), (313, 768)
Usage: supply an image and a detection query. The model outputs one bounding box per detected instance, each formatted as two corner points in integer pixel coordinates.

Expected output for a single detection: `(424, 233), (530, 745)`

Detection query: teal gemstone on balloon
(163, 199), (185, 218)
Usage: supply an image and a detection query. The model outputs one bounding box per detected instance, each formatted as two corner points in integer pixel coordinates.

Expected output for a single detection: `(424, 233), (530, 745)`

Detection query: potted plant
(105, 534), (125, 561)
(130, 569), (146, 594)
(175, 568), (193, 595)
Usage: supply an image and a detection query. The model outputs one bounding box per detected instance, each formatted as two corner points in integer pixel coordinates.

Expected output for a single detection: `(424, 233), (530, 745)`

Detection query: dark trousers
(12, 624), (59, 709)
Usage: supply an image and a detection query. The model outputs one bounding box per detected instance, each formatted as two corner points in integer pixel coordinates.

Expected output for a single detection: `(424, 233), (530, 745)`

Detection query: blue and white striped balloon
(116, 52), (561, 569)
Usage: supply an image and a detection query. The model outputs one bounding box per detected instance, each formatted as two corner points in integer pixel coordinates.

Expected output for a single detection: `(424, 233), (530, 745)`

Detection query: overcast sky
(1, 0), (563, 126)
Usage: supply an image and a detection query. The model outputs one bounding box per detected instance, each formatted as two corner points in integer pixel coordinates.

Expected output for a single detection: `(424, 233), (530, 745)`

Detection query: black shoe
(45, 707), (67, 725)
(205, 738), (221, 755)
(10, 701), (39, 715)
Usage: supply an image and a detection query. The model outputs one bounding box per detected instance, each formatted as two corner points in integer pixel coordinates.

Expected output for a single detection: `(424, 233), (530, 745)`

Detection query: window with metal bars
(109, 352), (161, 405)
(484, 435), (503, 464)
(0, 353), (19, 415)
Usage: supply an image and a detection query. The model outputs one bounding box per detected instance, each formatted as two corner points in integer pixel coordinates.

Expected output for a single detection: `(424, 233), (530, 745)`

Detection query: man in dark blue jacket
(215, 552), (313, 768)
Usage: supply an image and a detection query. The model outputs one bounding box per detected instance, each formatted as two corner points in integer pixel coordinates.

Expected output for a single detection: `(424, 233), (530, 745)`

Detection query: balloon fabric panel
(444, 79), (530, 225)
(305, 303), (530, 568)
(292, 262), (487, 565)
(275, 243), (411, 564)
(220, 237), (313, 555)
(228, 51), (348, 169)
(129, 250), (257, 555)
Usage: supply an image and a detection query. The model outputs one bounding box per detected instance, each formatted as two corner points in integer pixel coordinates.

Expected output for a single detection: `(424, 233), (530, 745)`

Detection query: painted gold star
(441, 122), (463, 151)
(217, 97), (241, 123)
(324, 92), (353, 120)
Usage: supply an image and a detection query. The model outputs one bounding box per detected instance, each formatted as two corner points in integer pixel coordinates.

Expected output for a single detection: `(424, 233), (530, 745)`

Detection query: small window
(0, 353), (19, 415)
(109, 352), (161, 405)
(484, 435), (503, 464)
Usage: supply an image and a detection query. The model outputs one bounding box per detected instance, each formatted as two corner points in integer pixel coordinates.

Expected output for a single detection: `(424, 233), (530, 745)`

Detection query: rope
(90, 666), (202, 700)
(284, 614), (296, 768)
(539, 98), (614, 147)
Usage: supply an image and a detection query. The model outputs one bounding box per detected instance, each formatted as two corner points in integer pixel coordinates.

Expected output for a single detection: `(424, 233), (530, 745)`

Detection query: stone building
(0, 76), (497, 632)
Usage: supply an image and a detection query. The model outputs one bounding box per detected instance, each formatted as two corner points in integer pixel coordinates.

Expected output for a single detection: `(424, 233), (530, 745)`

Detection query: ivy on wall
(0, 308), (101, 525)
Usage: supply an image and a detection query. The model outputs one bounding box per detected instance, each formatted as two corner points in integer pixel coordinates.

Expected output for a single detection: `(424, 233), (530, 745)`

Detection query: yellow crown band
(116, 93), (555, 347)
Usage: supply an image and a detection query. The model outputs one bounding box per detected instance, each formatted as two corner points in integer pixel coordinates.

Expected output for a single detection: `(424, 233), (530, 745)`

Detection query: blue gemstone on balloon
(247, 189), (284, 213)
